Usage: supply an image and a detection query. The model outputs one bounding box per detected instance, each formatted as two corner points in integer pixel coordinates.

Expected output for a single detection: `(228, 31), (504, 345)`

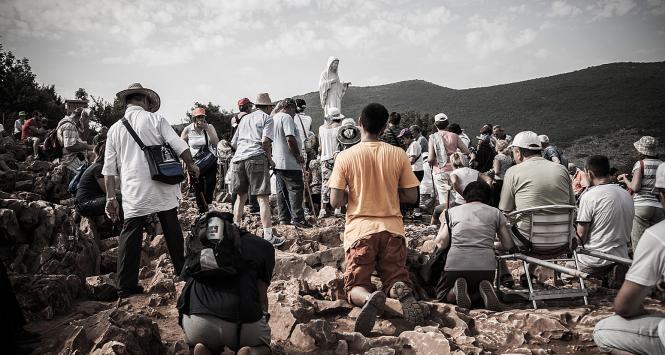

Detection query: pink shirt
(433, 131), (464, 174)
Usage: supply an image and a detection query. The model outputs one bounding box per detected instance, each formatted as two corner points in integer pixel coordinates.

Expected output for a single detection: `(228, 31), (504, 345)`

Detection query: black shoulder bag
(122, 118), (185, 185)
(193, 129), (216, 174)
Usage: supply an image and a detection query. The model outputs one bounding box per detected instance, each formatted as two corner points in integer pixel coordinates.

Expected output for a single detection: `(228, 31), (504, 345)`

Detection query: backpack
(182, 211), (246, 281)
(67, 162), (91, 195)
(44, 119), (74, 158)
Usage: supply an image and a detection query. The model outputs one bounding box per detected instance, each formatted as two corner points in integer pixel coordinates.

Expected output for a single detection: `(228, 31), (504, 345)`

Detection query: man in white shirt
(13, 111), (26, 140)
(593, 162), (665, 355)
(575, 155), (633, 287)
(103, 83), (199, 298)
(231, 93), (285, 247)
(272, 98), (309, 228)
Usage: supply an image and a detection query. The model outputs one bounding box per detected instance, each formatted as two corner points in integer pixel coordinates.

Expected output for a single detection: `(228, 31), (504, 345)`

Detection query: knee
(592, 316), (620, 351)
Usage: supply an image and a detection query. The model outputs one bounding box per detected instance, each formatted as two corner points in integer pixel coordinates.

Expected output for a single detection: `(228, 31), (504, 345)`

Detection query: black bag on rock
(122, 118), (185, 185)
(182, 211), (246, 281)
(193, 129), (216, 174)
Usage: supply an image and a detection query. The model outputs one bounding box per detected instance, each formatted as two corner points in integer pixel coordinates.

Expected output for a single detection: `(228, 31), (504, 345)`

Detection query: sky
(1, 0), (664, 124)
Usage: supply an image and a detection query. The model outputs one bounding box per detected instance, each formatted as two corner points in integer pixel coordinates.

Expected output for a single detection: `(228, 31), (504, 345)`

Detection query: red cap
(237, 98), (251, 107)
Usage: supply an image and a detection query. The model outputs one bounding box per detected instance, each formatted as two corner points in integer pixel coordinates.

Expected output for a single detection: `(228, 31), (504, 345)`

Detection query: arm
(180, 126), (188, 142)
(206, 125), (219, 147)
(286, 135), (304, 165)
(104, 176), (120, 221)
(427, 138), (436, 167)
(576, 222), (590, 245)
(160, 117), (198, 177)
(451, 174), (463, 196)
(457, 135), (470, 154)
(434, 213), (451, 249)
(492, 159), (501, 176)
(409, 155), (417, 164)
(330, 188), (347, 208)
(613, 280), (650, 318)
(399, 187), (418, 204)
(497, 222), (514, 251)
(621, 166), (643, 192)
(551, 156), (561, 164)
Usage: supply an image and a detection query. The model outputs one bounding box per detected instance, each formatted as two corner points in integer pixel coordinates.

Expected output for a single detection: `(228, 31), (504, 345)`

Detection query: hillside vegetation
(298, 62), (665, 145)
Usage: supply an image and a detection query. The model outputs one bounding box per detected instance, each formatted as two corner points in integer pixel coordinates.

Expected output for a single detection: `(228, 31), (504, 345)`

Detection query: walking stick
(303, 166), (318, 225)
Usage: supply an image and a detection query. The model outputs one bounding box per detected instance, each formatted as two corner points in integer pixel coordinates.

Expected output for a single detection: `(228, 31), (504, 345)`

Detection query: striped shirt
(633, 158), (664, 208)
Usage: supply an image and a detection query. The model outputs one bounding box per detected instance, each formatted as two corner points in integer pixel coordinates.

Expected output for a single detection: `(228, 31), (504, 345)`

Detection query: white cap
(538, 134), (550, 144)
(341, 118), (356, 126)
(328, 107), (345, 120)
(655, 162), (665, 189)
(510, 131), (542, 150)
(434, 113), (448, 122)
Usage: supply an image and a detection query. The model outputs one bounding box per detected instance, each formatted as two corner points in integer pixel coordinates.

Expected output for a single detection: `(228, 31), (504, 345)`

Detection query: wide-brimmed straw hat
(116, 83), (161, 112)
(338, 119), (360, 146)
(254, 93), (274, 107)
(634, 136), (658, 156)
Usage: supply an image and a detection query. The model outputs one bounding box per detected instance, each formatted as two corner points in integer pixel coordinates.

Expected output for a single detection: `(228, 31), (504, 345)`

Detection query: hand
(105, 199), (120, 221)
(617, 174), (627, 182)
(187, 163), (200, 179)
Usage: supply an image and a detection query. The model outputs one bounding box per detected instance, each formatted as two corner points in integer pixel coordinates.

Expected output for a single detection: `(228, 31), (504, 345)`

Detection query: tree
(89, 95), (124, 128)
(401, 111), (433, 137)
(185, 102), (234, 140)
(0, 43), (64, 130)
(75, 88), (89, 101)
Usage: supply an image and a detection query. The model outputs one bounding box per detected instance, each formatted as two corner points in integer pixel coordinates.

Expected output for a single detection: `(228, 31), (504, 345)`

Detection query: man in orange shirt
(329, 103), (424, 336)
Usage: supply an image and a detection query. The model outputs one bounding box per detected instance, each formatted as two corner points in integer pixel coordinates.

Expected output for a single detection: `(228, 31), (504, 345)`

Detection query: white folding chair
(496, 205), (589, 309)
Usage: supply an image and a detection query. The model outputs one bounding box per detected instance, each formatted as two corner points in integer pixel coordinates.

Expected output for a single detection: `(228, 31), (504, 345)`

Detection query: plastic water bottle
(207, 216), (224, 241)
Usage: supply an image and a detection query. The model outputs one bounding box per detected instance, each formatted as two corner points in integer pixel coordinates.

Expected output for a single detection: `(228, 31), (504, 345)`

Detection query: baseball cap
(192, 107), (206, 117)
(434, 113), (448, 123)
(655, 162), (665, 189)
(237, 98), (251, 107)
(397, 128), (413, 138)
(538, 135), (550, 144)
(18, 111), (26, 116)
(509, 131), (542, 150)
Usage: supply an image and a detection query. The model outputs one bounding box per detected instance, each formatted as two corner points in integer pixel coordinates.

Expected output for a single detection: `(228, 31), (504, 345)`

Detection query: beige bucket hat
(116, 83), (161, 112)
(254, 93), (274, 107)
(634, 136), (658, 156)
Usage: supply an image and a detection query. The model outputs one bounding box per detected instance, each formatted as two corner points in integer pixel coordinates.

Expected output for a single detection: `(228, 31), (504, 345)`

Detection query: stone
(366, 347), (396, 355)
(86, 274), (118, 301)
(289, 319), (337, 351)
(91, 341), (129, 355)
(148, 234), (168, 257)
(397, 330), (451, 355)
(148, 270), (176, 294)
(101, 248), (118, 274)
(0, 208), (20, 244)
(11, 274), (82, 320)
(340, 332), (370, 353)
(15, 179), (34, 192)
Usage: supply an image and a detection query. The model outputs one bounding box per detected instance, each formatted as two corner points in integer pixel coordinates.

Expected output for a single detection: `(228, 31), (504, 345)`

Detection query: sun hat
(655, 162), (665, 189)
(237, 98), (251, 107)
(18, 111), (27, 117)
(633, 136), (658, 156)
(397, 128), (413, 139)
(538, 135), (550, 144)
(509, 131), (542, 150)
(116, 83), (161, 112)
(328, 107), (345, 121)
(434, 113), (448, 123)
(254, 93), (274, 107)
(337, 120), (361, 146)
(192, 107), (206, 117)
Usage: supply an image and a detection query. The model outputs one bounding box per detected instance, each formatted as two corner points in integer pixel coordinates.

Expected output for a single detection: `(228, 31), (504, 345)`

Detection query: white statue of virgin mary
(318, 56), (350, 120)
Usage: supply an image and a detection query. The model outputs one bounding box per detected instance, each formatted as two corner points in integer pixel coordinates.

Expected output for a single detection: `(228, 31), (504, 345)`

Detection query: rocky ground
(1, 140), (664, 355)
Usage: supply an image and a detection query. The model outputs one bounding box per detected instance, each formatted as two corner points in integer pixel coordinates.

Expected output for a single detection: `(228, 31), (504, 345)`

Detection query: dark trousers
(195, 162), (217, 205)
(76, 195), (124, 218)
(401, 170), (424, 214)
(275, 169), (305, 223)
(117, 208), (185, 290)
(1, 261), (25, 352)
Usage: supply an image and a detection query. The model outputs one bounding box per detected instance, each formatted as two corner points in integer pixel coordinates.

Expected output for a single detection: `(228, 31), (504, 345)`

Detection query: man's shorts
(344, 231), (412, 302)
(182, 313), (271, 352)
(230, 154), (271, 196)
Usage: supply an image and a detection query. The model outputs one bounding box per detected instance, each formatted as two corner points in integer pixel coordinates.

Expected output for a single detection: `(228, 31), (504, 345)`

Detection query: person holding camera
(618, 136), (663, 249)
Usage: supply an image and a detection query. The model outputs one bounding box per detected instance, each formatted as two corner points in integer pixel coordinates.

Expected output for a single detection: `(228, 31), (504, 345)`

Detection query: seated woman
(75, 141), (122, 221)
(434, 181), (514, 311)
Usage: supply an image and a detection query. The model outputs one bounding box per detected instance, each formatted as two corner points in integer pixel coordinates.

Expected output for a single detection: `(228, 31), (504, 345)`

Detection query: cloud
(465, 15), (538, 57)
(588, 0), (637, 19)
(548, 1), (583, 18)
(647, 0), (665, 15)
(534, 48), (551, 58)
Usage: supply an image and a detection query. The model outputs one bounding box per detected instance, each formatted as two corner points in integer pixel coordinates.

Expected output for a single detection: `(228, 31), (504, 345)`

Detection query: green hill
(297, 61), (665, 145)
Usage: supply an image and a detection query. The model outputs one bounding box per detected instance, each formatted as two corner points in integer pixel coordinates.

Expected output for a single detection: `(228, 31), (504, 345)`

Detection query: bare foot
(193, 343), (211, 355)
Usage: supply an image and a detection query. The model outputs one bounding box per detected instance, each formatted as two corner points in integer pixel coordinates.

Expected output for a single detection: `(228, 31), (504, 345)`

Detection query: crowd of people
(2, 79), (664, 355)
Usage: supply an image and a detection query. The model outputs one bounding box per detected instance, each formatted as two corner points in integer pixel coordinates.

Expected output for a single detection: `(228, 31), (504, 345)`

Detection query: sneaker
(334, 208), (344, 217)
(412, 212), (422, 219)
(389, 281), (425, 325)
(117, 285), (144, 298)
(292, 220), (313, 229)
(318, 209), (329, 219)
(454, 278), (472, 309)
(479, 280), (505, 311)
(265, 232), (286, 247)
(354, 291), (386, 336)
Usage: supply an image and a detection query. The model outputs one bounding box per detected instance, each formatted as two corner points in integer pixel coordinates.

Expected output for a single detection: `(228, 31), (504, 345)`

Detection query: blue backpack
(68, 162), (90, 196)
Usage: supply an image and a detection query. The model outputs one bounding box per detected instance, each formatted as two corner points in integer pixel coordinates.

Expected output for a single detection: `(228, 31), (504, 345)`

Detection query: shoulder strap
(296, 114), (309, 138)
(640, 159), (644, 176)
(121, 118), (147, 151)
(203, 128), (209, 147)
(444, 209), (452, 237)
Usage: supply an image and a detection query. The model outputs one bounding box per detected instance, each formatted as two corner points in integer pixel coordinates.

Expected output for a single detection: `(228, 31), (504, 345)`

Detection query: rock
(289, 319), (337, 352)
(101, 247), (118, 274)
(0, 208), (20, 244)
(15, 179), (34, 192)
(167, 340), (190, 355)
(268, 288), (315, 342)
(148, 294), (169, 307)
(366, 346), (396, 355)
(61, 326), (91, 354)
(86, 274), (118, 301)
(11, 274), (82, 320)
(69, 308), (163, 355)
(148, 270), (176, 294)
(397, 330), (451, 355)
(91, 341), (129, 355)
(340, 332), (371, 353)
(148, 234), (168, 257)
